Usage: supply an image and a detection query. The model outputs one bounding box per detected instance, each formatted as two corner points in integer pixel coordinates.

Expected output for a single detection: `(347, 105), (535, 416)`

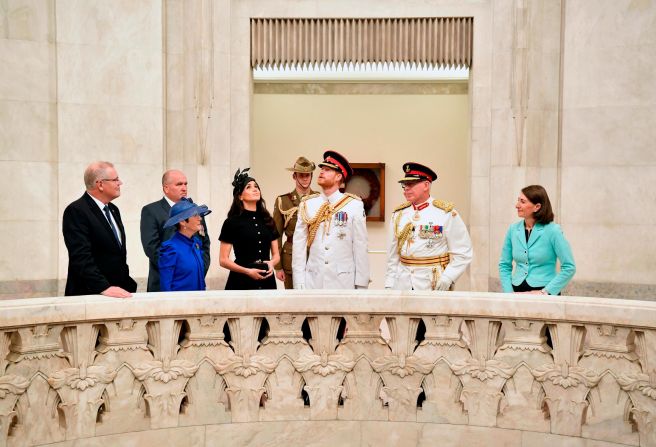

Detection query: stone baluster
(618, 329), (656, 447)
(215, 316), (276, 422)
(4, 324), (67, 444)
(337, 314), (389, 421)
(176, 315), (232, 425)
(259, 314), (313, 421)
(47, 324), (117, 439)
(293, 315), (354, 420)
(414, 315), (469, 424)
(494, 319), (551, 431)
(93, 319), (152, 435)
(533, 323), (600, 436)
(451, 318), (513, 427)
(372, 316), (433, 421)
(580, 324), (640, 445)
(133, 319), (198, 429)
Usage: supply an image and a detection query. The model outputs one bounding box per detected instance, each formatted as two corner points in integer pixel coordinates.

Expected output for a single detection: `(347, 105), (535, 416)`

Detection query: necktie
(103, 205), (122, 246)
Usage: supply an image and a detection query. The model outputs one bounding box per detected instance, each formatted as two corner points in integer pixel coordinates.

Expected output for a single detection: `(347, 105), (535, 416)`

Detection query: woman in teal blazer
(499, 185), (575, 295)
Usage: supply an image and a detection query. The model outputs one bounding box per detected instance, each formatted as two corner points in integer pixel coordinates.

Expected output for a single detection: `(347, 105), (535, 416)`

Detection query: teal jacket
(499, 221), (576, 295)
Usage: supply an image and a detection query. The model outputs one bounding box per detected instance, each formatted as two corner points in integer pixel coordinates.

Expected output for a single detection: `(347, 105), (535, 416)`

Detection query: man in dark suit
(140, 170), (211, 291)
(63, 161), (137, 298)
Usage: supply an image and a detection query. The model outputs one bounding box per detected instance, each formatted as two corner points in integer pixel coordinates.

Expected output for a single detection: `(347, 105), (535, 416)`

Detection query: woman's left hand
(262, 261), (275, 279)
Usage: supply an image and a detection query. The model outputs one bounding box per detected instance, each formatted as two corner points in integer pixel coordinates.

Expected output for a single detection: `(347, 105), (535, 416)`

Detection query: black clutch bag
(249, 262), (269, 276)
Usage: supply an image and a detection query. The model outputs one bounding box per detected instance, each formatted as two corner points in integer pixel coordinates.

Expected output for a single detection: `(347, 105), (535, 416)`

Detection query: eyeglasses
(98, 177), (121, 183)
(401, 181), (422, 190)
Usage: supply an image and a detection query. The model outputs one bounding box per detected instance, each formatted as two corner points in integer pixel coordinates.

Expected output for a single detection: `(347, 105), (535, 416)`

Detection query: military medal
(418, 223), (443, 248)
(412, 202), (429, 221)
(335, 211), (348, 239)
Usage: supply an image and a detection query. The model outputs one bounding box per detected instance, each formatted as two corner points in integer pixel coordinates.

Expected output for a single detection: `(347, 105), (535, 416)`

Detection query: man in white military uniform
(385, 162), (473, 291)
(293, 150), (370, 289)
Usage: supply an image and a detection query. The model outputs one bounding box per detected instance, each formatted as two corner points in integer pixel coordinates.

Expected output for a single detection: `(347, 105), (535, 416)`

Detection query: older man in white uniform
(293, 150), (370, 289)
(385, 162), (473, 291)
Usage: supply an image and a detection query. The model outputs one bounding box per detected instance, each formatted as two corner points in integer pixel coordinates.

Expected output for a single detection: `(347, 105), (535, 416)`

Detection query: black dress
(219, 210), (279, 290)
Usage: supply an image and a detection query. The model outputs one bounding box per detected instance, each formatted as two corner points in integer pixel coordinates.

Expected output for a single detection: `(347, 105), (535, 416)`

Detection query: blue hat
(163, 198), (211, 229)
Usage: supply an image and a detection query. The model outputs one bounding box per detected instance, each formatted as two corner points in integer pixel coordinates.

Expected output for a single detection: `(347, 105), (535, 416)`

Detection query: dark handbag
(249, 261), (269, 276)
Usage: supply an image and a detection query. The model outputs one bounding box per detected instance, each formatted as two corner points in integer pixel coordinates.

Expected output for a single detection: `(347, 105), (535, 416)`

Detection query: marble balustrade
(0, 290), (655, 446)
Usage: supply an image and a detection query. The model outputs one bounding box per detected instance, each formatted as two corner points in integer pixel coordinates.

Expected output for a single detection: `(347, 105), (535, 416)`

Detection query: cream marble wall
(560, 0), (656, 288)
(0, 0), (58, 293)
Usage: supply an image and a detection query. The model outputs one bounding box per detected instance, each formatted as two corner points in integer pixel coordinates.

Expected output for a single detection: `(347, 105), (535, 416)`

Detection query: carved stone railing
(1, 291), (655, 446)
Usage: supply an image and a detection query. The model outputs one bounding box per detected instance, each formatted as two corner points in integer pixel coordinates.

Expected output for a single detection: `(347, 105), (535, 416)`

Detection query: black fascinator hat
(232, 168), (255, 195)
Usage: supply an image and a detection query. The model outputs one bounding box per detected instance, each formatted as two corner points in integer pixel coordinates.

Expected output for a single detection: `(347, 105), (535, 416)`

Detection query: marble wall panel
(0, 220), (58, 280)
(525, 109), (559, 167)
(470, 176), (491, 227)
(490, 108), (515, 166)
(57, 103), (163, 164)
(0, 39), (54, 101)
(491, 0), (513, 50)
(166, 110), (184, 167)
(166, 52), (184, 111)
(565, 0), (656, 48)
(0, 0), (54, 42)
(560, 166), (656, 224)
(0, 161), (56, 220)
(470, 126), (491, 178)
(56, 43), (162, 107)
(561, 105), (656, 167)
(562, 43), (656, 109)
(0, 100), (56, 161)
(470, 224), (490, 277)
(527, 50), (560, 111)
(55, 0), (161, 48)
(490, 49), (512, 109)
(489, 222), (511, 278)
(165, 0), (183, 55)
(564, 223), (655, 284)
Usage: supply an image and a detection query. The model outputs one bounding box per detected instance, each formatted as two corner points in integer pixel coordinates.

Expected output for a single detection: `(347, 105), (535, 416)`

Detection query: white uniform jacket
(292, 190), (370, 289)
(384, 197), (473, 290)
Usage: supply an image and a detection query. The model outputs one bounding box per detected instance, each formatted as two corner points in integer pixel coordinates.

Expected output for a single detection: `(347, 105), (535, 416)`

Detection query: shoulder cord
(276, 196), (298, 228)
(300, 196), (353, 248)
(393, 210), (414, 255)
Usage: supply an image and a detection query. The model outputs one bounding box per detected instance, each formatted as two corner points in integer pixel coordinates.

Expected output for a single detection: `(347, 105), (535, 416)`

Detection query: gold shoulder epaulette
(344, 192), (362, 201)
(300, 193), (320, 202)
(393, 201), (412, 212)
(433, 199), (455, 213)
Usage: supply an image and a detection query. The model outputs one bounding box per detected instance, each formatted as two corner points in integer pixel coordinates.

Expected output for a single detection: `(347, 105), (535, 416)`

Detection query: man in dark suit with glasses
(62, 161), (137, 298)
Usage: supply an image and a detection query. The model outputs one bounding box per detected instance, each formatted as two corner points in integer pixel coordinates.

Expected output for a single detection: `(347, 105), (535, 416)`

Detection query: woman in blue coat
(159, 198), (212, 291)
(499, 185), (575, 295)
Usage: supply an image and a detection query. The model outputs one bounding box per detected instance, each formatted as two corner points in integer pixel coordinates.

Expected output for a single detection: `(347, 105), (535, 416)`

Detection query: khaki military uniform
(273, 189), (317, 289)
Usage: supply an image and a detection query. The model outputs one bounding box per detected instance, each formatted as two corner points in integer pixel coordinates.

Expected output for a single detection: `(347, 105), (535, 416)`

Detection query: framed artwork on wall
(345, 163), (385, 222)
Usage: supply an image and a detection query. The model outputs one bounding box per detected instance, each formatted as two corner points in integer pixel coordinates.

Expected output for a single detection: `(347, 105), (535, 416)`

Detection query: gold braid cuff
(275, 196), (298, 228)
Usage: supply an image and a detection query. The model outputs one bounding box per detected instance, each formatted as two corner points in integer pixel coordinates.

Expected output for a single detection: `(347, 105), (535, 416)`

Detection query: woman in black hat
(218, 168), (280, 290)
(158, 197), (212, 291)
